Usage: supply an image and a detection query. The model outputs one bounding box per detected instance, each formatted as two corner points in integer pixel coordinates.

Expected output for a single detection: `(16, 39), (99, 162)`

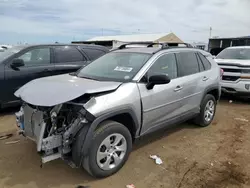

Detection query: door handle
(174, 86), (183, 92)
(202, 76), (209, 81)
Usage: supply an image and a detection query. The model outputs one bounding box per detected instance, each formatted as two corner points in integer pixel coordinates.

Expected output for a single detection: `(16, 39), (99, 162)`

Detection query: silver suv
(215, 46), (250, 96)
(15, 43), (221, 178)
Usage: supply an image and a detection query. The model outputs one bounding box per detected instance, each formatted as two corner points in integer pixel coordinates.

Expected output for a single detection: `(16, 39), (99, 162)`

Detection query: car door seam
(141, 109), (198, 136)
(144, 91), (202, 113)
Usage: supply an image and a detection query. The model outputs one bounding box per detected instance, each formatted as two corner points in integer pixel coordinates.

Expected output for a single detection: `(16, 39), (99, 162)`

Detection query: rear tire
(82, 120), (132, 178)
(194, 94), (216, 127)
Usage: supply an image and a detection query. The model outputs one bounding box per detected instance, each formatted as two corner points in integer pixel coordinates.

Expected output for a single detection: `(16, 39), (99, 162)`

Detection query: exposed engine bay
(16, 101), (95, 164)
(13, 74), (123, 167)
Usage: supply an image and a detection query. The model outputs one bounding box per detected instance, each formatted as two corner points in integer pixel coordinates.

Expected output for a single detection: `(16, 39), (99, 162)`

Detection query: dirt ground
(0, 99), (250, 188)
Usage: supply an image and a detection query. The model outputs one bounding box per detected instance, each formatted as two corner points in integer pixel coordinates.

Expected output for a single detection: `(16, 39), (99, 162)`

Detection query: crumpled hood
(15, 74), (122, 107)
(215, 59), (250, 67)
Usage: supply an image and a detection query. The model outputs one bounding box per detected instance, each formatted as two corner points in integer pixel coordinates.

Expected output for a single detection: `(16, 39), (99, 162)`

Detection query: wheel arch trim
(80, 107), (140, 160)
(203, 85), (221, 101)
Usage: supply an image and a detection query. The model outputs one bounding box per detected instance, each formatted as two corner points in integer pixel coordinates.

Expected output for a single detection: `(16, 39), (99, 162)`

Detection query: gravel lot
(0, 99), (250, 188)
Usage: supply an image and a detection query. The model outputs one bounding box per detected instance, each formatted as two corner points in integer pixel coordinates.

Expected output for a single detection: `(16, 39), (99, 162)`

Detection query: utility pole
(208, 27), (213, 52)
(209, 27), (212, 39)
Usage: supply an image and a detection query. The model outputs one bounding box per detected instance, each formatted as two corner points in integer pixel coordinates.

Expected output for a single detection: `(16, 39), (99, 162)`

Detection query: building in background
(208, 36), (250, 56)
(192, 42), (208, 51)
(72, 33), (184, 49)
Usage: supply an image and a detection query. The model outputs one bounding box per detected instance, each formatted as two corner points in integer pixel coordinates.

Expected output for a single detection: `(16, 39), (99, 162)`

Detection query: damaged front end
(16, 101), (95, 165)
(14, 74), (123, 167)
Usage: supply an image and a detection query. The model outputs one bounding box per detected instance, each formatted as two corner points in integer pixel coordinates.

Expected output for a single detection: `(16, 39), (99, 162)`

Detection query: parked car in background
(215, 46), (250, 97)
(15, 42), (221, 178)
(0, 45), (12, 52)
(0, 44), (109, 108)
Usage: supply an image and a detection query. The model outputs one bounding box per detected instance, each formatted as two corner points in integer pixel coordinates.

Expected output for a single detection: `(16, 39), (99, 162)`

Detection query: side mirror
(11, 59), (25, 69)
(146, 74), (171, 90)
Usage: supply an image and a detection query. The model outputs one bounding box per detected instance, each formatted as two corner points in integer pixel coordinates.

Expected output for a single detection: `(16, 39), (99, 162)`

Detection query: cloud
(0, 0), (249, 44)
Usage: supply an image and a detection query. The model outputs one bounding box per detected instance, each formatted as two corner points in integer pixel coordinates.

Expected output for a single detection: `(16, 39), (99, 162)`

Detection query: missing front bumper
(15, 104), (92, 165)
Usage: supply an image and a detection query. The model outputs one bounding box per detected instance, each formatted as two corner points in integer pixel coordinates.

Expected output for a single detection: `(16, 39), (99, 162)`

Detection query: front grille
(218, 63), (250, 74)
(222, 75), (240, 81)
(242, 69), (250, 74)
(23, 105), (44, 142)
(222, 87), (236, 92)
(222, 68), (241, 73)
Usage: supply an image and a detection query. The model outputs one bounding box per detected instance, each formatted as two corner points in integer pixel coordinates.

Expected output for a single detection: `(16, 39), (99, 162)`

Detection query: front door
(4, 47), (54, 104)
(137, 53), (185, 135)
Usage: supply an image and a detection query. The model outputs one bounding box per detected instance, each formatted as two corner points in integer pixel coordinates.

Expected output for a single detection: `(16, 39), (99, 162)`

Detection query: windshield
(0, 46), (24, 62)
(77, 52), (151, 82)
(216, 48), (250, 60)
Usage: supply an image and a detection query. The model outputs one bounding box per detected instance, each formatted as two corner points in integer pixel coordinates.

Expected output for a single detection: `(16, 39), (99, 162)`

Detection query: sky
(0, 0), (249, 44)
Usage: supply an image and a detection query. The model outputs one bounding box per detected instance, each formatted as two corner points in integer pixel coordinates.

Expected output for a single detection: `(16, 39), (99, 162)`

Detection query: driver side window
(17, 48), (51, 66)
(147, 53), (178, 79)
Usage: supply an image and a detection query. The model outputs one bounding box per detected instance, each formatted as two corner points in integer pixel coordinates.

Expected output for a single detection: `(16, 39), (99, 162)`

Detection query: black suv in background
(0, 44), (109, 108)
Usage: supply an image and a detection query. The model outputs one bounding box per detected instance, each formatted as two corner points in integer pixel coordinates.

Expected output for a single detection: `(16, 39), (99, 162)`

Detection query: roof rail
(171, 43), (193, 48)
(116, 42), (162, 49)
(116, 42), (193, 50)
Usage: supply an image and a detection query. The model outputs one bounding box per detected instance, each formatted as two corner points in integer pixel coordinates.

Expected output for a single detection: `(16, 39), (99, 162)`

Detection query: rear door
(4, 46), (53, 103)
(175, 51), (206, 114)
(52, 45), (88, 75)
(196, 52), (215, 94)
(197, 52), (213, 85)
(137, 53), (185, 135)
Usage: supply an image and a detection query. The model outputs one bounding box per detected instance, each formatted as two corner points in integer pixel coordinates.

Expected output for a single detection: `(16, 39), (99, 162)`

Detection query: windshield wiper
(69, 72), (77, 76)
(78, 75), (100, 81)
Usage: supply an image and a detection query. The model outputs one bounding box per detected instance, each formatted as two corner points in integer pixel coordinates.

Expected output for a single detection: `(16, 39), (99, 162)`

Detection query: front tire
(194, 94), (216, 127)
(82, 120), (132, 178)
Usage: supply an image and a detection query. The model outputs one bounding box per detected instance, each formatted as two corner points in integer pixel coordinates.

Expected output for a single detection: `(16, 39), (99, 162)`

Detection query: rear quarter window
(196, 53), (205, 71)
(198, 53), (211, 70)
(82, 48), (106, 60)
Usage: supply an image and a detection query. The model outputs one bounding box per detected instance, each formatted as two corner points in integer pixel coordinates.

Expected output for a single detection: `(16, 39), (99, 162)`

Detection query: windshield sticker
(114, 66), (133, 72)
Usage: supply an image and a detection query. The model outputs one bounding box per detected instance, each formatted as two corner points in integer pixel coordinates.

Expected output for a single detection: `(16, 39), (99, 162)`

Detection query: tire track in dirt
(177, 104), (250, 188)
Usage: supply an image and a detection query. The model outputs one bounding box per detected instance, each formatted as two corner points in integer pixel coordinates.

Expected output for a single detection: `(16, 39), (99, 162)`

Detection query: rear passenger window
(176, 52), (199, 76)
(198, 53), (211, 70)
(82, 48), (106, 60)
(54, 46), (85, 63)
